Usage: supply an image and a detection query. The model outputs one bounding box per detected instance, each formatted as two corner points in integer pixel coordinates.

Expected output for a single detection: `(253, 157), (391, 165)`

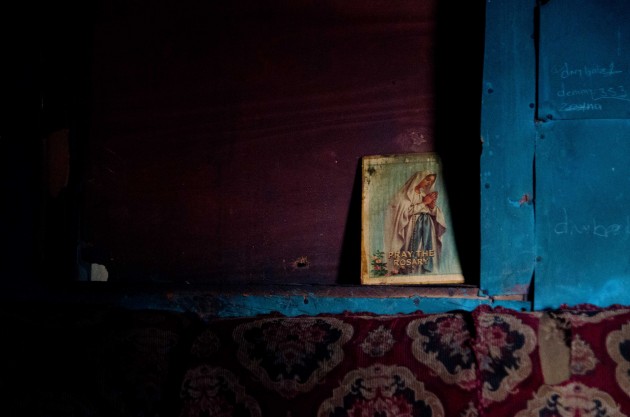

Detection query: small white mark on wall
(91, 263), (109, 282)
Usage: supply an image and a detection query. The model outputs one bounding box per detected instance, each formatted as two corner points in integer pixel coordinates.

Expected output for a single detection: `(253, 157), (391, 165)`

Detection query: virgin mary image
(383, 170), (447, 275)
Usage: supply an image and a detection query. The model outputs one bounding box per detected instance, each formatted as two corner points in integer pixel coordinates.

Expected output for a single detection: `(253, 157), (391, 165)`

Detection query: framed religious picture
(360, 153), (464, 285)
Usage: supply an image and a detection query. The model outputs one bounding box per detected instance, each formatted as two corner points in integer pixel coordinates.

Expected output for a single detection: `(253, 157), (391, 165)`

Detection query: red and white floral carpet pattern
(6, 304), (630, 416)
(177, 305), (630, 417)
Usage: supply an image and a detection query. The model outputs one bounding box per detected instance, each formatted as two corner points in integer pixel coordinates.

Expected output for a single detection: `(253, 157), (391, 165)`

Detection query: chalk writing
(559, 102), (603, 112)
(550, 62), (629, 113)
(552, 62), (623, 79)
(557, 84), (629, 102)
(554, 208), (630, 238)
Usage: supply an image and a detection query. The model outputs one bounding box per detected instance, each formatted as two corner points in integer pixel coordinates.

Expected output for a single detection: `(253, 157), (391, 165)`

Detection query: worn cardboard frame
(360, 153), (464, 285)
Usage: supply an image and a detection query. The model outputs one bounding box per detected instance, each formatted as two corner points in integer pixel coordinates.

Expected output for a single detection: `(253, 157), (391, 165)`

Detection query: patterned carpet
(3, 303), (630, 416)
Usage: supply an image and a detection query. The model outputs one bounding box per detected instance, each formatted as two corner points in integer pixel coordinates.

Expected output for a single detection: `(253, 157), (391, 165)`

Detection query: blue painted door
(481, 0), (630, 309)
(534, 0), (630, 309)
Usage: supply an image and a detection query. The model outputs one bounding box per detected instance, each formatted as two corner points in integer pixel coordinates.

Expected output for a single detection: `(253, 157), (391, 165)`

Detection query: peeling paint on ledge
(164, 294), (532, 320)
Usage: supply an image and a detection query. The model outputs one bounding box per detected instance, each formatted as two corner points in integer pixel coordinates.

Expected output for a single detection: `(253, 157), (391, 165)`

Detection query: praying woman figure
(383, 170), (447, 275)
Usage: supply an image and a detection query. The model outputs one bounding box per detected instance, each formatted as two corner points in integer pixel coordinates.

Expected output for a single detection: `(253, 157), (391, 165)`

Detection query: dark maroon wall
(66, 0), (483, 285)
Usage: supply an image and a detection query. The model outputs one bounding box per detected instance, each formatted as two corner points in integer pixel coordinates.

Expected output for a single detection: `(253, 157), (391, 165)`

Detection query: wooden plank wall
(74, 0), (485, 287)
(4, 0), (510, 316)
(534, 0), (630, 309)
(479, 0), (537, 298)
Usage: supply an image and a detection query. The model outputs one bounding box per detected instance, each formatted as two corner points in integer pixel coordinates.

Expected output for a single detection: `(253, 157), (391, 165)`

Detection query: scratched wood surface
(0, 282), (531, 318)
(533, 1), (630, 309)
(74, 0), (484, 285)
(535, 120), (630, 309)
